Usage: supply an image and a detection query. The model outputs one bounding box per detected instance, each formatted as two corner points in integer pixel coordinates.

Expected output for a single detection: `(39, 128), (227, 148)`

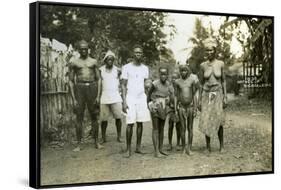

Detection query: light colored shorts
(126, 95), (151, 124)
(100, 102), (123, 121)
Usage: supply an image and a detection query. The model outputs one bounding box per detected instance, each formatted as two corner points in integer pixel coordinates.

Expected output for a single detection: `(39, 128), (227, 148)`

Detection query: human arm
(94, 62), (101, 104)
(147, 82), (155, 104)
(221, 62), (227, 108)
(197, 65), (204, 111)
(120, 65), (128, 113)
(121, 79), (128, 113)
(192, 78), (200, 116)
(68, 62), (77, 107)
(97, 69), (102, 104)
(173, 81), (179, 115)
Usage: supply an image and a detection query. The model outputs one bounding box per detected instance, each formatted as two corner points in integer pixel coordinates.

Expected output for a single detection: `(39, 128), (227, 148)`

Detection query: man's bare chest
(74, 59), (96, 71)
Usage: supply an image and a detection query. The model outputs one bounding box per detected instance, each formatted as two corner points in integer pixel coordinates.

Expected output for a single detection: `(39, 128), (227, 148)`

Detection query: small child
(147, 67), (174, 157)
(174, 65), (200, 155)
(168, 72), (181, 151)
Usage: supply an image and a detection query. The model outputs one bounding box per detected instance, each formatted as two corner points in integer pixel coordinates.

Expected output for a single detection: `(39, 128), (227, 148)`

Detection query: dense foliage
(40, 5), (175, 65)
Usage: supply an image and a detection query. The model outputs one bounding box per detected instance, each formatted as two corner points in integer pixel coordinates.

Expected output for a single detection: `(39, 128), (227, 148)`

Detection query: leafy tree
(188, 18), (209, 73)
(40, 5), (175, 66)
(188, 17), (236, 74)
(221, 17), (273, 85)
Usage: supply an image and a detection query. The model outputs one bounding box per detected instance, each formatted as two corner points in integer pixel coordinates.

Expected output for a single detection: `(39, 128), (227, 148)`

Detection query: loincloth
(178, 103), (193, 120)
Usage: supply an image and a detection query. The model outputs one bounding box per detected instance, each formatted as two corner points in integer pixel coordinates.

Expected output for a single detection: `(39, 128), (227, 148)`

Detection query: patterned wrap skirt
(148, 97), (171, 120)
(198, 88), (225, 138)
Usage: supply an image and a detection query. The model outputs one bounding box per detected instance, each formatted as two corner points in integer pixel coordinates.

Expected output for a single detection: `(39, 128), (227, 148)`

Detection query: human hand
(223, 96), (227, 109)
(95, 97), (100, 105)
(193, 107), (197, 117)
(198, 100), (202, 112)
(73, 99), (78, 108)
(122, 102), (128, 113)
(165, 97), (170, 105)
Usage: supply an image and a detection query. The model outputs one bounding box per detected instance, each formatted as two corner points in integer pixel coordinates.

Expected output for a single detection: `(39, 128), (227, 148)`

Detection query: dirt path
(41, 95), (272, 186)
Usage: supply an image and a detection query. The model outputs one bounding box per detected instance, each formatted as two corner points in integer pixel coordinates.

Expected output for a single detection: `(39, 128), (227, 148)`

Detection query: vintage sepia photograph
(30, 1), (273, 188)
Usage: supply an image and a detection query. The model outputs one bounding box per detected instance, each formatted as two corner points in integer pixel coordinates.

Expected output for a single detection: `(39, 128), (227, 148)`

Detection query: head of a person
(179, 65), (191, 79)
(133, 45), (143, 63)
(103, 50), (116, 68)
(159, 67), (169, 83)
(171, 72), (180, 83)
(78, 40), (89, 59)
(204, 38), (217, 61)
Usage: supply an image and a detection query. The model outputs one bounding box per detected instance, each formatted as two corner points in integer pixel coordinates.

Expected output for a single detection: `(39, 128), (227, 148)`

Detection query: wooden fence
(40, 39), (74, 144)
(242, 61), (272, 98)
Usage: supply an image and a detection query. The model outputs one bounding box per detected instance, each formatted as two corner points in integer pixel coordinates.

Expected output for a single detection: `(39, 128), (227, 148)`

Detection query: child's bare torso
(176, 76), (195, 106)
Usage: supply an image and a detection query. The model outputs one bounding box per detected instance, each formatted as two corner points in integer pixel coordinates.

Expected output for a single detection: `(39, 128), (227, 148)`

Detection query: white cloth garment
(99, 65), (122, 104)
(121, 62), (150, 124)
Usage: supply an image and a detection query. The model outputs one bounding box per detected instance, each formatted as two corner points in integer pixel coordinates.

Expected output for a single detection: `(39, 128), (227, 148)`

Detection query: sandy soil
(40, 94), (272, 186)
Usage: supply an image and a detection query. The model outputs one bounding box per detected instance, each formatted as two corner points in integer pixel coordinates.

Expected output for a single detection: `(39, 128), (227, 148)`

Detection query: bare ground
(40, 94), (272, 186)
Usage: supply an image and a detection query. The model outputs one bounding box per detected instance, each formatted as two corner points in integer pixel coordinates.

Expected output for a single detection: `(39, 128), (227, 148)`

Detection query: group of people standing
(68, 38), (227, 158)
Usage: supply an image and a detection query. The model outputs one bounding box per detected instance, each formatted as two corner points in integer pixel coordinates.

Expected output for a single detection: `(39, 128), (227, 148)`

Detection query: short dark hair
(179, 64), (191, 71)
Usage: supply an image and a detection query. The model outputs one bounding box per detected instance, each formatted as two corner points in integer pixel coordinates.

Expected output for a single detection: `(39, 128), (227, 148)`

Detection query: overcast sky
(164, 13), (196, 64)
(164, 13), (246, 64)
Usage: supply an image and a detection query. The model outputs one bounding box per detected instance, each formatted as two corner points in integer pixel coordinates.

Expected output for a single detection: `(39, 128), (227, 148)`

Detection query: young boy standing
(168, 72), (181, 151)
(148, 67), (174, 157)
(174, 65), (200, 155)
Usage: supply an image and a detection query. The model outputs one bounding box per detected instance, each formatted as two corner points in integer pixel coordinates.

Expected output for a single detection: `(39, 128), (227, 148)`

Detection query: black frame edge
(30, 1), (40, 189)
(31, 1), (274, 188)
(37, 0), (273, 18)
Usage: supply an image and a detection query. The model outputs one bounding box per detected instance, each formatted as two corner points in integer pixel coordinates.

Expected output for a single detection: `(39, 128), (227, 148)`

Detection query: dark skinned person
(97, 50), (123, 144)
(121, 45), (151, 158)
(198, 37), (227, 153)
(148, 67), (174, 158)
(69, 40), (103, 151)
(168, 72), (182, 151)
(174, 65), (200, 155)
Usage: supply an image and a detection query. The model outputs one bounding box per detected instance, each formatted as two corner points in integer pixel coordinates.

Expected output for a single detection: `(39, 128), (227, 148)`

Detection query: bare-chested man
(69, 40), (103, 151)
(174, 65), (200, 155)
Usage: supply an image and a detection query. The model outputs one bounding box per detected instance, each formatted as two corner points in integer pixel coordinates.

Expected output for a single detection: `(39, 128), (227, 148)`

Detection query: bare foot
(159, 150), (168, 156)
(101, 139), (107, 144)
(117, 137), (123, 143)
(203, 148), (211, 156)
(219, 147), (225, 153)
(186, 149), (193, 156)
(167, 144), (173, 151)
(154, 152), (165, 158)
(95, 143), (104, 149)
(135, 150), (146, 154)
(72, 146), (81, 152)
(123, 150), (132, 158)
